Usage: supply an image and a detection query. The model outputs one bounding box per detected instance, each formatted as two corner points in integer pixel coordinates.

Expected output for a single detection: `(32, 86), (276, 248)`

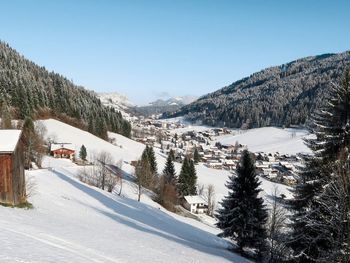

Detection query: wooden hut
(0, 130), (26, 205)
(50, 143), (75, 160)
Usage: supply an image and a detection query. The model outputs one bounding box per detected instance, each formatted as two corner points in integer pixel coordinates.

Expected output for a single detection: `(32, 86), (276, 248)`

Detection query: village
(132, 117), (301, 188)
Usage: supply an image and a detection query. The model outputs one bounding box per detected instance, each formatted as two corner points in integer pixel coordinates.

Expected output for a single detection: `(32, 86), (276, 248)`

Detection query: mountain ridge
(166, 51), (350, 128)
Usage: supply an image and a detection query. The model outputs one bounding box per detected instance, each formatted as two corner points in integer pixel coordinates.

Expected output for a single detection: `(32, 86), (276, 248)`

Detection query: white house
(183, 195), (208, 214)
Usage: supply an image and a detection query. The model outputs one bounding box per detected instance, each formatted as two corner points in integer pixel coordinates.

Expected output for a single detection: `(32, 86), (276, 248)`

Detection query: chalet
(50, 143), (75, 160)
(205, 162), (223, 169)
(0, 130), (26, 205)
(223, 159), (236, 170)
(183, 195), (208, 214)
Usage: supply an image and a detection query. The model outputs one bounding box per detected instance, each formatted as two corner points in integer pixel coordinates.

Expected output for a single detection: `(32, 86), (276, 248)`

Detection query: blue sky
(1, 0), (350, 104)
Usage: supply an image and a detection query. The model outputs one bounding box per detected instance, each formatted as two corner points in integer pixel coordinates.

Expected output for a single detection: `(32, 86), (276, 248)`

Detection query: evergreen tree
(216, 150), (267, 257)
(178, 157), (191, 196)
(289, 70), (350, 262)
(188, 159), (197, 195)
(140, 146), (157, 189)
(79, 145), (87, 161)
(193, 147), (200, 164)
(178, 156), (197, 196)
(0, 100), (12, 129)
(146, 146), (157, 175)
(169, 149), (175, 162)
(163, 152), (177, 184)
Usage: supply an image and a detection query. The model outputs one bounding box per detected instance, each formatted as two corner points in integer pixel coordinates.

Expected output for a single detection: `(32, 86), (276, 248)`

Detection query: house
(0, 130), (26, 205)
(50, 143), (75, 160)
(183, 195), (208, 214)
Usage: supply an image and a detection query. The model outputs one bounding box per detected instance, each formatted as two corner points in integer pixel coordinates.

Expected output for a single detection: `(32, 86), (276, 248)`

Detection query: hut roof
(0, 130), (22, 153)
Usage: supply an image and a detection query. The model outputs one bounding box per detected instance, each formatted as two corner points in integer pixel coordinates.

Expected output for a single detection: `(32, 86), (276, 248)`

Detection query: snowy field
(215, 127), (311, 155)
(0, 158), (248, 262)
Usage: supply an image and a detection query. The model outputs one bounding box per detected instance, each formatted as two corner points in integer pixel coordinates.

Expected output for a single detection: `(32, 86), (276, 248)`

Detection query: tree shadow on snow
(52, 169), (249, 262)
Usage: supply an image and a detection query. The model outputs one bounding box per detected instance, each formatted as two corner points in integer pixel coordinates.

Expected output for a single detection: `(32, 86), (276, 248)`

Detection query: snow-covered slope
(215, 127), (311, 155)
(0, 158), (248, 262)
(42, 119), (292, 203)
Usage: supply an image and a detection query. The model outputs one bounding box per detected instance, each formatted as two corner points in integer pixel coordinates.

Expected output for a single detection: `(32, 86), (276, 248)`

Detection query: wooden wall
(0, 154), (13, 204)
(0, 137), (26, 205)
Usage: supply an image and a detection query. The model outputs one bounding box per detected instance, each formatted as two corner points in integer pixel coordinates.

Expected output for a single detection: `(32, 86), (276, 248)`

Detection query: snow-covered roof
(184, 195), (207, 205)
(0, 130), (22, 153)
(50, 143), (75, 151)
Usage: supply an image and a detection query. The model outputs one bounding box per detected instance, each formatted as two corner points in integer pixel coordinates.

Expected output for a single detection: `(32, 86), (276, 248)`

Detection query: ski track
(0, 222), (122, 263)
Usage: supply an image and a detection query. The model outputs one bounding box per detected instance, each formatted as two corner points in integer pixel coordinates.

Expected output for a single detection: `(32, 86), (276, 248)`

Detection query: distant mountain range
(98, 92), (135, 118)
(98, 93), (197, 117)
(166, 52), (350, 128)
(149, 96), (198, 107)
(134, 96), (197, 117)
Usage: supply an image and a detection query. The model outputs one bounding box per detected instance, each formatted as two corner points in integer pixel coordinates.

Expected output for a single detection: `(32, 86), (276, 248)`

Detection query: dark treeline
(0, 41), (131, 139)
(167, 52), (350, 129)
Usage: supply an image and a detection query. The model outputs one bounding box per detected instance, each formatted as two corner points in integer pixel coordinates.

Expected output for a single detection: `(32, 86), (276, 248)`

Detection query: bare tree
(204, 184), (215, 216)
(22, 175), (37, 201)
(135, 158), (152, 202)
(197, 183), (204, 195)
(114, 159), (123, 196)
(97, 151), (113, 190)
(267, 187), (288, 263)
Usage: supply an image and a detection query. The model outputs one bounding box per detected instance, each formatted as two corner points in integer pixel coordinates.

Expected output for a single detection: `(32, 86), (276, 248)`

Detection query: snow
(41, 119), (293, 204)
(0, 119), (297, 261)
(0, 156), (249, 262)
(98, 92), (135, 120)
(0, 129), (22, 152)
(215, 127), (311, 155)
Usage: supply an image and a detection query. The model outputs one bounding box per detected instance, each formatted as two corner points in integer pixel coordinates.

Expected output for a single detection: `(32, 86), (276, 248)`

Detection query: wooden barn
(50, 143), (75, 160)
(0, 130), (26, 205)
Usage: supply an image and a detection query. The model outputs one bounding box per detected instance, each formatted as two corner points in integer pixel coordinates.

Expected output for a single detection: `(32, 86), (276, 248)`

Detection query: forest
(0, 41), (131, 139)
(167, 52), (350, 129)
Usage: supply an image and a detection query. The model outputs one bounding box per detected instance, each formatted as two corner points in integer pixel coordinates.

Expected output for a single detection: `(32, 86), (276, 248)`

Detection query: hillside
(0, 160), (248, 262)
(0, 119), (253, 262)
(41, 119), (293, 203)
(0, 41), (131, 138)
(167, 51), (350, 128)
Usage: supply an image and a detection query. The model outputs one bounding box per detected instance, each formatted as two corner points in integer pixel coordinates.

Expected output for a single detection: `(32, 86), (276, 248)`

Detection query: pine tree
(158, 151), (178, 209)
(163, 152), (177, 184)
(216, 150), (267, 257)
(193, 147), (200, 164)
(0, 100), (12, 129)
(79, 145), (87, 161)
(178, 157), (191, 196)
(146, 146), (157, 175)
(169, 149), (175, 162)
(140, 146), (157, 189)
(289, 70), (350, 262)
(178, 156), (197, 196)
(188, 159), (197, 195)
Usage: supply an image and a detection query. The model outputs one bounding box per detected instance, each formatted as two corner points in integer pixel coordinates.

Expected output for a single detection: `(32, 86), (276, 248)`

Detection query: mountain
(149, 96), (198, 107)
(166, 52), (350, 128)
(0, 41), (131, 138)
(98, 92), (135, 119)
(134, 96), (197, 117)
